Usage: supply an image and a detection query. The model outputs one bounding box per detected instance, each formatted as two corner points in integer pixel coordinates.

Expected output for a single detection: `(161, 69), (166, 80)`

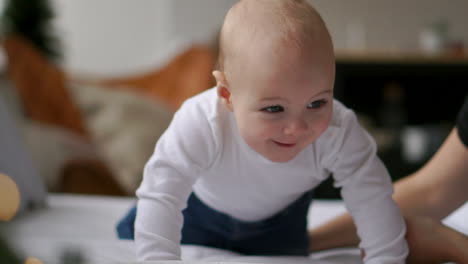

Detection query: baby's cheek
(310, 115), (331, 136)
(264, 122), (284, 138)
(318, 118), (331, 131)
(241, 121), (269, 142)
(317, 117), (331, 134)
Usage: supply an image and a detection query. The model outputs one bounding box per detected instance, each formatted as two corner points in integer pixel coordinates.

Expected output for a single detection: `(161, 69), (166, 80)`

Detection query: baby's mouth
(273, 140), (296, 148)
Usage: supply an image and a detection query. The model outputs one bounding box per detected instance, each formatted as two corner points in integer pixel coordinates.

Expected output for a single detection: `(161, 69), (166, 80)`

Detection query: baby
(134, 0), (408, 263)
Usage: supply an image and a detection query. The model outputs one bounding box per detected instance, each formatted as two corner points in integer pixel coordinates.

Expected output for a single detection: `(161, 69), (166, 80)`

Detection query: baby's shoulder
(181, 87), (218, 110)
(177, 88), (220, 121)
(316, 100), (363, 149)
(329, 99), (357, 128)
(173, 87), (229, 140)
(316, 100), (375, 168)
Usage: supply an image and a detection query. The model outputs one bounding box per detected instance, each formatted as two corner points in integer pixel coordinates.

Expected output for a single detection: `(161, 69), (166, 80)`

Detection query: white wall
(2, 1), (468, 77)
(51, 0), (177, 78)
(50, 0), (235, 78)
(172, 0), (236, 44)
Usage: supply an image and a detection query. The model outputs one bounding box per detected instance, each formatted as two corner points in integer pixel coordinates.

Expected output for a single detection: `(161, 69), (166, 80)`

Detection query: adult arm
(394, 128), (468, 220)
(309, 128), (468, 262)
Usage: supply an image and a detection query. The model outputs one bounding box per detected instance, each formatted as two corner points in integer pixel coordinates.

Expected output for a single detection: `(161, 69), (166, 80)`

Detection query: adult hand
(405, 216), (468, 264)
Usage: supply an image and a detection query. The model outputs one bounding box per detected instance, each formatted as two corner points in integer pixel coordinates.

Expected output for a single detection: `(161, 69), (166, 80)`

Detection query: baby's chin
(262, 151), (301, 163)
(267, 157), (296, 163)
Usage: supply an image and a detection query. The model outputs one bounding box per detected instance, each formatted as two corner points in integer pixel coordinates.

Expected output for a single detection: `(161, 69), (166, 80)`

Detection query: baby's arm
(325, 110), (407, 264)
(134, 100), (218, 261)
(337, 159), (408, 264)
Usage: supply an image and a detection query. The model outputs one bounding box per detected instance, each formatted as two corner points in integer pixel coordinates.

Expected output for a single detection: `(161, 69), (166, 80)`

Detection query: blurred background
(0, 0), (467, 200)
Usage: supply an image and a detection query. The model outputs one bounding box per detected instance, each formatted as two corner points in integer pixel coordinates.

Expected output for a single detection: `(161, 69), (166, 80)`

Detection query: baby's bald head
(217, 0), (333, 81)
(214, 1), (336, 163)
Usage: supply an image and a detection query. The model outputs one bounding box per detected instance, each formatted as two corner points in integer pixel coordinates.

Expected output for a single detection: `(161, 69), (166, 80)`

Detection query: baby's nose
(283, 119), (308, 135)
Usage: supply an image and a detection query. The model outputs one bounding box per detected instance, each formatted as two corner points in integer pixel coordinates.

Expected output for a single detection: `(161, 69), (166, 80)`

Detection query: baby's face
(227, 46), (335, 163)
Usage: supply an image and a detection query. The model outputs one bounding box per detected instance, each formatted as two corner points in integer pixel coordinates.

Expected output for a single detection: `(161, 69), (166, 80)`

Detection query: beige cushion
(70, 83), (173, 194)
(1, 75), (96, 193)
(20, 121), (97, 191)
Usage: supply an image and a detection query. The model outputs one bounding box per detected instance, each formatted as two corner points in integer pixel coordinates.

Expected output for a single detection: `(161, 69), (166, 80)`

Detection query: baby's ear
(212, 70), (227, 88)
(213, 71), (233, 111)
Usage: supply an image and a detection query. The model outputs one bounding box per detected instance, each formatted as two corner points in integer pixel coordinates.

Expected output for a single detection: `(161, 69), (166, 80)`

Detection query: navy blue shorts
(117, 191), (314, 256)
(182, 191), (313, 256)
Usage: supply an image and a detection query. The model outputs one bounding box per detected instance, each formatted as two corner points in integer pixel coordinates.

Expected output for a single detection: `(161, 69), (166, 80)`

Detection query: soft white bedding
(2, 194), (467, 264)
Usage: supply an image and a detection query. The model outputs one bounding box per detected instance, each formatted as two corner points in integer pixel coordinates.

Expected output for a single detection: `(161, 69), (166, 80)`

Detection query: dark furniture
(315, 53), (468, 199)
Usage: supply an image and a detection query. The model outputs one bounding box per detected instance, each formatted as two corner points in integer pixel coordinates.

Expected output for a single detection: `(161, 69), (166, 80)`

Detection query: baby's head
(214, 0), (335, 163)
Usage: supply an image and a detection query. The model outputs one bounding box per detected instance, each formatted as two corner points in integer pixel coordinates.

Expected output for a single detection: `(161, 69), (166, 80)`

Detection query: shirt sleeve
(456, 95), (468, 148)
(134, 100), (219, 261)
(323, 106), (408, 264)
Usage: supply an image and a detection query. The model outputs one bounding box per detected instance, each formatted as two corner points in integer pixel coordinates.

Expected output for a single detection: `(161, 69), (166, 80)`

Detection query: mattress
(1, 194), (466, 264)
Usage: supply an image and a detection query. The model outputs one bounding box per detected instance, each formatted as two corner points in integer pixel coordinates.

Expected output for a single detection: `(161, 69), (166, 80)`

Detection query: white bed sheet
(1, 194), (467, 264)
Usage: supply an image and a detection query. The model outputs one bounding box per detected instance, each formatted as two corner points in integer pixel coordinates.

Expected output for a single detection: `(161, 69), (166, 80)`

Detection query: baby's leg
(116, 206), (137, 239)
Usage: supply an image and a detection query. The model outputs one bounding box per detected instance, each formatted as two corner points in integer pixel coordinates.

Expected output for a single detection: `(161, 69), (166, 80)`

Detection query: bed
(2, 194), (467, 264)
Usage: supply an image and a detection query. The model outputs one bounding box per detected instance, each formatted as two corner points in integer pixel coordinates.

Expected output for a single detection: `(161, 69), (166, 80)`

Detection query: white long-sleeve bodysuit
(135, 88), (408, 264)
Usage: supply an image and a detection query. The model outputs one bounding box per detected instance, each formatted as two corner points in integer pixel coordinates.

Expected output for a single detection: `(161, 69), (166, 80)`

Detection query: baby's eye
(261, 105), (284, 113)
(307, 99), (327, 109)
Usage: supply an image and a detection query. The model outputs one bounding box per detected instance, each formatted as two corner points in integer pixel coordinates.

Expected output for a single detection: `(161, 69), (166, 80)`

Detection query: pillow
(0, 76), (115, 194)
(0, 95), (46, 215)
(3, 35), (90, 139)
(70, 83), (173, 194)
(98, 44), (215, 111)
(20, 120), (98, 192)
(2, 37), (124, 195)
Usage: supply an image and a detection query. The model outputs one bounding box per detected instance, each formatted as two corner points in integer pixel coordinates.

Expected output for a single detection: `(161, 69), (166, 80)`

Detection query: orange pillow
(3, 35), (90, 140)
(99, 45), (216, 111)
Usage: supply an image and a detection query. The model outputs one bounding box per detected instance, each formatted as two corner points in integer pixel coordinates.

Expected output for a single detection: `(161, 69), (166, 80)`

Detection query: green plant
(0, 236), (21, 264)
(1, 0), (62, 60)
